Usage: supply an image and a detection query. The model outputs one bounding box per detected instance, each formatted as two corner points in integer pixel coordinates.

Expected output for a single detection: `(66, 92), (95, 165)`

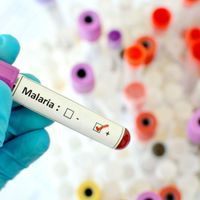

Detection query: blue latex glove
(0, 35), (53, 189)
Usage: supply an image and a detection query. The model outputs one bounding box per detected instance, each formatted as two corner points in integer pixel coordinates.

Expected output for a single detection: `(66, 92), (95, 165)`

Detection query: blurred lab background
(0, 0), (200, 199)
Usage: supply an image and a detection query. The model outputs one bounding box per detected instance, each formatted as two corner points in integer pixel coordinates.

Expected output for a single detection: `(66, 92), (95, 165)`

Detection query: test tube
(190, 40), (200, 67)
(184, 27), (200, 48)
(159, 185), (181, 200)
(77, 180), (101, 200)
(123, 82), (146, 113)
(151, 7), (172, 33)
(77, 10), (102, 63)
(183, 0), (200, 6)
(107, 29), (124, 90)
(184, 40), (200, 93)
(71, 63), (95, 94)
(135, 111), (158, 142)
(107, 29), (123, 70)
(187, 109), (200, 144)
(135, 36), (157, 65)
(0, 61), (130, 150)
(136, 191), (161, 200)
(70, 63), (119, 120)
(123, 44), (147, 82)
(70, 63), (105, 115)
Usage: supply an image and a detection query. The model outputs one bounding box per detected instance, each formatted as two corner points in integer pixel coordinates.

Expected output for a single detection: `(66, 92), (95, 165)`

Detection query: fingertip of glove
(0, 34), (20, 64)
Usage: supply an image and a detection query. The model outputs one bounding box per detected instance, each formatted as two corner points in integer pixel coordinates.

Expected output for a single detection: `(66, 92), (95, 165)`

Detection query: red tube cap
(124, 44), (147, 68)
(136, 36), (157, 65)
(159, 185), (181, 200)
(183, 0), (199, 6)
(152, 7), (172, 31)
(136, 111), (157, 141)
(185, 27), (200, 48)
(190, 41), (200, 65)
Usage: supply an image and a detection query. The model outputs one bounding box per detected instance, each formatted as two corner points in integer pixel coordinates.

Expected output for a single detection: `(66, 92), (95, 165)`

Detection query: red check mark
(96, 124), (109, 132)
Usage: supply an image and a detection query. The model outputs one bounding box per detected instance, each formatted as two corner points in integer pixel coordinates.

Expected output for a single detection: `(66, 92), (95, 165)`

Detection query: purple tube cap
(187, 109), (200, 144)
(137, 191), (161, 200)
(0, 61), (19, 89)
(107, 29), (122, 49)
(71, 63), (95, 94)
(78, 10), (101, 42)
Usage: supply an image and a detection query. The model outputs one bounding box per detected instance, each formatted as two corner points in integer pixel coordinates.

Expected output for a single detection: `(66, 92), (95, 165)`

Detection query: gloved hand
(0, 34), (53, 189)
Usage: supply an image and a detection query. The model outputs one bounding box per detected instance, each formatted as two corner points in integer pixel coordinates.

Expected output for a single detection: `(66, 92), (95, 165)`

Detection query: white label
(12, 75), (125, 148)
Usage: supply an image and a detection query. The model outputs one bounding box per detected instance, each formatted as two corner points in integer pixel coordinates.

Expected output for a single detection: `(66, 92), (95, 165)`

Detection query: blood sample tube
(136, 36), (157, 65)
(0, 61), (130, 150)
(151, 7), (172, 32)
(135, 111), (157, 142)
(137, 191), (161, 200)
(159, 185), (181, 200)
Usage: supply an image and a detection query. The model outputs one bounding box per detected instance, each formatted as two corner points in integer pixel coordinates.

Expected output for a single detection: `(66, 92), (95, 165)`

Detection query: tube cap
(183, 0), (199, 6)
(185, 27), (200, 48)
(0, 61), (19, 89)
(137, 191), (161, 200)
(187, 109), (200, 144)
(136, 36), (157, 65)
(159, 185), (181, 200)
(78, 10), (101, 42)
(107, 29), (122, 49)
(152, 7), (172, 31)
(77, 180), (101, 200)
(136, 111), (157, 141)
(71, 63), (95, 94)
(190, 41), (200, 65)
(124, 44), (147, 68)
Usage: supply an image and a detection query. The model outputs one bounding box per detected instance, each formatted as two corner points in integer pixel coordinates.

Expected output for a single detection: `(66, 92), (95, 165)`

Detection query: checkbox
(63, 108), (74, 119)
(93, 122), (102, 133)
